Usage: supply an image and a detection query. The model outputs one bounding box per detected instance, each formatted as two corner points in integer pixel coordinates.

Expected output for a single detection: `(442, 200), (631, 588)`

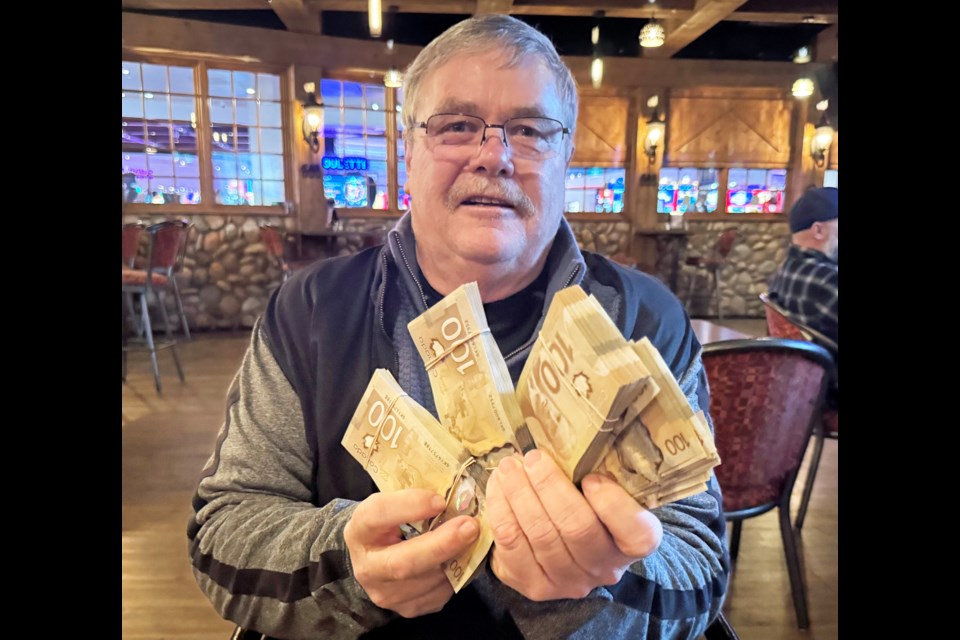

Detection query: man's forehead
(416, 54), (559, 117)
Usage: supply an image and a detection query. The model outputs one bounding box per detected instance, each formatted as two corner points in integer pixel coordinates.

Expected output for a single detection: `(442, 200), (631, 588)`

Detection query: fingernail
(431, 495), (446, 512)
(523, 449), (541, 469)
(459, 518), (478, 539)
(499, 457), (520, 475)
(581, 474), (599, 494)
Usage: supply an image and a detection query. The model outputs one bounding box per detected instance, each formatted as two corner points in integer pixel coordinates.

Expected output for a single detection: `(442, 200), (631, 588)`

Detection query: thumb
(349, 489), (446, 545)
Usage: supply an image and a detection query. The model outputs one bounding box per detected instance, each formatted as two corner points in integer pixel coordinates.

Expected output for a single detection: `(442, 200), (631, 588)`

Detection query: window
(657, 166), (787, 216)
(321, 80), (389, 209)
(122, 62), (199, 205)
(397, 88), (409, 210)
(122, 59), (287, 208)
(565, 166), (626, 213)
(824, 170), (838, 188)
(657, 168), (719, 214)
(207, 69), (285, 206)
(726, 168), (786, 214)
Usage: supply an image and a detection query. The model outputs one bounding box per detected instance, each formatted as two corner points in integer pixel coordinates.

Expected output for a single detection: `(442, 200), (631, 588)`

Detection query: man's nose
(471, 127), (514, 176)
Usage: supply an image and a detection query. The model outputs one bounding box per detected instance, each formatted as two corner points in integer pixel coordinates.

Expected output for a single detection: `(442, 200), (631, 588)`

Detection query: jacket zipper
(503, 263), (582, 362)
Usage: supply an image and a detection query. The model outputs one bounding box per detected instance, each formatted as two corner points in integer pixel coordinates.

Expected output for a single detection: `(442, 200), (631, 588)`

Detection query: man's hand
(344, 489), (480, 617)
(486, 450), (662, 601)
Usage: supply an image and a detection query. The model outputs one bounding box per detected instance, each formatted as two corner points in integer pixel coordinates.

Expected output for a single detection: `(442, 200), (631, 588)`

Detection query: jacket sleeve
(187, 318), (395, 639)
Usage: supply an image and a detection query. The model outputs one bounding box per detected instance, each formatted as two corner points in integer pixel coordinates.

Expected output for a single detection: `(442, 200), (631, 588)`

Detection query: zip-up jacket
(188, 213), (729, 639)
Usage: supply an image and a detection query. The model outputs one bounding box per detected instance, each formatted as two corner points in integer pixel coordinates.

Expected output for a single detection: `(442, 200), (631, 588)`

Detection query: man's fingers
(520, 450), (622, 578)
(372, 515), (480, 581)
(582, 473), (662, 559)
(350, 489), (445, 543)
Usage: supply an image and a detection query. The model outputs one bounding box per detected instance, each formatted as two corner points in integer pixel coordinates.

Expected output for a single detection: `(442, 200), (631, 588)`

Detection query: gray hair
(401, 14), (578, 143)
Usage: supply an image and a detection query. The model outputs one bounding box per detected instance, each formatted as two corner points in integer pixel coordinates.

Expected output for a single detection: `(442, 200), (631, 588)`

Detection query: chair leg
(795, 425), (826, 531)
(729, 520), (742, 563)
(139, 292), (161, 393)
(156, 291), (185, 383)
(713, 268), (723, 321)
(685, 269), (698, 315)
(123, 292), (141, 336)
(779, 505), (810, 628)
(170, 278), (191, 341)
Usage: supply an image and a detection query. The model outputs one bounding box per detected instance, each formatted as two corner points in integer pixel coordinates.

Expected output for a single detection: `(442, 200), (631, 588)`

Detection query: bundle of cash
(407, 281), (529, 465)
(340, 369), (493, 592)
(517, 286), (660, 483)
(592, 337), (720, 508)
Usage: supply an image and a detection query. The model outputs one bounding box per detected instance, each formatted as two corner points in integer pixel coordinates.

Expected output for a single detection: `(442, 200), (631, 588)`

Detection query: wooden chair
(122, 220), (190, 393)
(759, 292), (838, 530)
(703, 337), (834, 629)
(685, 229), (737, 320)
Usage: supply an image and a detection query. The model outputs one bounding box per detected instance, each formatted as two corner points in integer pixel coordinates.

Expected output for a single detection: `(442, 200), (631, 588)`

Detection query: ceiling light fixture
(591, 11), (605, 88)
(368, 0), (382, 37)
(793, 46), (811, 64)
(640, 19), (665, 48)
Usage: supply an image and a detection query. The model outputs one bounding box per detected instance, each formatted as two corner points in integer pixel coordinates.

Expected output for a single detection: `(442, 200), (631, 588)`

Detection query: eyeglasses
(416, 113), (570, 160)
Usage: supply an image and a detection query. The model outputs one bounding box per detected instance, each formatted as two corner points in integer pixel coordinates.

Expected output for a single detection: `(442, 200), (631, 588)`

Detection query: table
(297, 228), (387, 261)
(690, 319), (752, 344)
(634, 228), (694, 294)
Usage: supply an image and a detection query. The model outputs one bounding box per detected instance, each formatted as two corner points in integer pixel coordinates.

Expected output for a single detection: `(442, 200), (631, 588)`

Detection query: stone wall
(122, 214), (631, 333)
(680, 220), (790, 318)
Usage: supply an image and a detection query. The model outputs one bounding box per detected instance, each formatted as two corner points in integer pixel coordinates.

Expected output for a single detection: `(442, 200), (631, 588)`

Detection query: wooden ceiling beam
(121, 0), (267, 8)
(724, 12), (835, 24)
(271, 0), (322, 33)
(644, 0), (749, 59)
(475, 0), (514, 15)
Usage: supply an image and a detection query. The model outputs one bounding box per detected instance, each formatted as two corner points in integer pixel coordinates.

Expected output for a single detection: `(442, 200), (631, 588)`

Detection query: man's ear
(404, 137), (414, 197)
(565, 142), (576, 166)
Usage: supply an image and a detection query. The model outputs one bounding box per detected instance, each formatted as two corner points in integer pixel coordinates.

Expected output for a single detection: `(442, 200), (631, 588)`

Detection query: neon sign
(321, 156), (368, 171)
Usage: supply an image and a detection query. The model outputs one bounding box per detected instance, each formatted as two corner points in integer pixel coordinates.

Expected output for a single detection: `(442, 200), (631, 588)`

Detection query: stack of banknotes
(341, 282), (720, 591)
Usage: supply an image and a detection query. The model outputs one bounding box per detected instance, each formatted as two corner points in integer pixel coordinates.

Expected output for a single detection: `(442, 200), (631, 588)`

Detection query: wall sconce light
(302, 82), (323, 154)
(810, 100), (834, 167)
(368, 0), (382, 37)
(384, 68), (402, 88)
(383, 39), (402, 88)
(643, 95), (666, 165)
(792, 77), (814, 98)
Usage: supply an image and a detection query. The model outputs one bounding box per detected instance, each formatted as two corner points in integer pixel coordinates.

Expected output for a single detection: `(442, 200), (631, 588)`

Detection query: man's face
(405, 51), (573, 270)
(822, 218), (838, 261)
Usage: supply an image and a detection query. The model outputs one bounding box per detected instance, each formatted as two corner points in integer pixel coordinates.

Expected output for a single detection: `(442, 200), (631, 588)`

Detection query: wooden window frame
(122, 52), (292, 216)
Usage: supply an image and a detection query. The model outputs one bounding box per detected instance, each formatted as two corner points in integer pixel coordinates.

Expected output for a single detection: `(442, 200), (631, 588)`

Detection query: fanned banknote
(341, 369), (493, 591)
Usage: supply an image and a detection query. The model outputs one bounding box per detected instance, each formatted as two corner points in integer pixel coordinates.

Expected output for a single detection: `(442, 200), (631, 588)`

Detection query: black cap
(789, 187), (838, 232)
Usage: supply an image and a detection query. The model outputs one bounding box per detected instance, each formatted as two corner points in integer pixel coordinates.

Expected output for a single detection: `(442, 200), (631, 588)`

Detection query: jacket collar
(385, 210), (586, 315)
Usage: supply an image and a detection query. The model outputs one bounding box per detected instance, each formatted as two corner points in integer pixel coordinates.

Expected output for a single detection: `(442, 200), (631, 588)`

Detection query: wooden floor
(122, 327), (838, 640)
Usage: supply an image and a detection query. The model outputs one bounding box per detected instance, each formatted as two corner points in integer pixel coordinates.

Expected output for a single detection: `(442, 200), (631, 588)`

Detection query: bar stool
(122, 220), (189, 393)
(684, 229), (737, 319)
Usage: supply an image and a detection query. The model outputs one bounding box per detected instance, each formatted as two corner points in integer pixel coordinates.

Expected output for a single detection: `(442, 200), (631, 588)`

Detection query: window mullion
(195, 60), (214, 208)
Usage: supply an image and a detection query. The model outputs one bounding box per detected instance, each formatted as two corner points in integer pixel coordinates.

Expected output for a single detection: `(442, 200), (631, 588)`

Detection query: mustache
(446, 178), (536, 218)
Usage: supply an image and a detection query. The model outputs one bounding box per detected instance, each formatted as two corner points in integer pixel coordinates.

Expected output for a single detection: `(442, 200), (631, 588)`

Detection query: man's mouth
(460, 195), (515, 208)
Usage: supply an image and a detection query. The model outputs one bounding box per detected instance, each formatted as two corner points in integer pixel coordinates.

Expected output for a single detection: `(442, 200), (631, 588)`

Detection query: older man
(769, 186), (838, 346)
(189, 15), (727, 639)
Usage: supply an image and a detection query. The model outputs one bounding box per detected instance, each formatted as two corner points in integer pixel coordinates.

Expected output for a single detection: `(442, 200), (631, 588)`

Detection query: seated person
(769, 187), (838, 347)
(770, 186), (838, 406)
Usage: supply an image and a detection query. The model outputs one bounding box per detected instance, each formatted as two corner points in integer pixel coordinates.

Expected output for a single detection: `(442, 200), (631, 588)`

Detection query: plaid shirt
(769, 245), (838, 344)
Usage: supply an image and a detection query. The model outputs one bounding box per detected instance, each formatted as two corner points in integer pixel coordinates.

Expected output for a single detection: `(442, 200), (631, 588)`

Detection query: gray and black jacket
(188, 213), (729, 639)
